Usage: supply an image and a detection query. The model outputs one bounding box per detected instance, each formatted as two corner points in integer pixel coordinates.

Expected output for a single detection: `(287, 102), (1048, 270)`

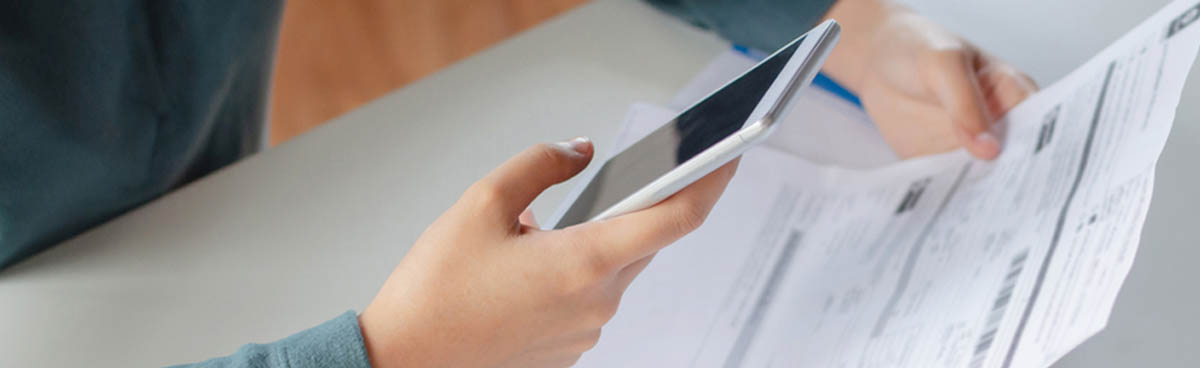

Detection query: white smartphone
(549, 20), (841, 229)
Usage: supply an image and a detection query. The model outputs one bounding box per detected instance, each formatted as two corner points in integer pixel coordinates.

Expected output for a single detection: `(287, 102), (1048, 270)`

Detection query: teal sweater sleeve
(170, 312), (372, 368)
(644, 0), (840, 52)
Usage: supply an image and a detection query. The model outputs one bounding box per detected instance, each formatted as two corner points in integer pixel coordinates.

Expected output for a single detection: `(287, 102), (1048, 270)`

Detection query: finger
(519, 208), (540, 228)
(571, 159), (739, 268)
(979, 65), (1038, 117)
(467, 138), (594, 227)
(924, 50), (1001, 160)
(519, 208), (542, 234)
(861, 88), (962, 158)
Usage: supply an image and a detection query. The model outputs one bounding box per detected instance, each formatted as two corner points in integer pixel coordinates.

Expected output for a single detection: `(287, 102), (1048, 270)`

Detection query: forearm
(644, 0), (838, 52)
(643, 0), (906, 93)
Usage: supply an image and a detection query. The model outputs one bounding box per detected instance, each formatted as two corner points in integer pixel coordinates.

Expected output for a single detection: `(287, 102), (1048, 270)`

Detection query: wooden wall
(269, 0), (591, 145)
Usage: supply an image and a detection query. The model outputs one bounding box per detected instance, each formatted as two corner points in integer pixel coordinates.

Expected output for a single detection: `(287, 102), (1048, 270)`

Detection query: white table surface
(1, 0), (1196, 367)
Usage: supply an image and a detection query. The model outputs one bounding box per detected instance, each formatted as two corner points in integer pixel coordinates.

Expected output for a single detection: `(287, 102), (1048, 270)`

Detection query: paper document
(573, 1), (1200, 367)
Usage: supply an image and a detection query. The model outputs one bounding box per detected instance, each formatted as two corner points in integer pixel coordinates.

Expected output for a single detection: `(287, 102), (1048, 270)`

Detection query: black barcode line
(970, 250), (1030, 368)
(1002, 61), (1117, 368)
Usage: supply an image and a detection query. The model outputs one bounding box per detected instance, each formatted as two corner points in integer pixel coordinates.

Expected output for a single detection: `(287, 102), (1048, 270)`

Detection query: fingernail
(555, 136), (592, 154)
(976, 131), (998, 145)
(975, 131), (1002, 157)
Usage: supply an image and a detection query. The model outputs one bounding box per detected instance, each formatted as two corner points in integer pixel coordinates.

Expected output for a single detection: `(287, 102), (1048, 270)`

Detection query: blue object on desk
(733, 44), (863, 108)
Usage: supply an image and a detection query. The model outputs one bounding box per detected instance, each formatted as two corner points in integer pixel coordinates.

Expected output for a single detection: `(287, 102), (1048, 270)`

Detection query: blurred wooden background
(269, 0), (590, 145)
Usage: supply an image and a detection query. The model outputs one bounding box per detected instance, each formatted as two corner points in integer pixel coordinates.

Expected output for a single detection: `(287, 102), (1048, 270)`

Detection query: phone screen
(554, 39), (804, 228)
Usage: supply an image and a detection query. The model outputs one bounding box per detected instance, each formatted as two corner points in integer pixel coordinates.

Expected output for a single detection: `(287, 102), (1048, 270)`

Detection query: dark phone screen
(554, 39), (803, 228)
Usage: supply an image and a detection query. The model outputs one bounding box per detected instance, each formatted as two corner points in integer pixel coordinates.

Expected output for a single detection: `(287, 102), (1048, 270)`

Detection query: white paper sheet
(573, 1), (1200, 367)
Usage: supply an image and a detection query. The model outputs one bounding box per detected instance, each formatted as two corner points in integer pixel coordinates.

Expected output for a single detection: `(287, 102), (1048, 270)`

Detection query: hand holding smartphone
(549, 20), (841, 229)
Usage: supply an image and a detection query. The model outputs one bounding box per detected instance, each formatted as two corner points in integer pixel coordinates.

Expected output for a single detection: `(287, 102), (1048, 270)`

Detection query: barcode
(1035, 106), (1060, 153)
(969, 250), (1029, 368)
(895, 178), (931, 214)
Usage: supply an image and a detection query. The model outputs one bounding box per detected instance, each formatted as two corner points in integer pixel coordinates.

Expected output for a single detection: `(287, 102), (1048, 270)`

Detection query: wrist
(359, 304), (419, 368)
(358, 311), (394, 368)
(821, 0), (910, 91)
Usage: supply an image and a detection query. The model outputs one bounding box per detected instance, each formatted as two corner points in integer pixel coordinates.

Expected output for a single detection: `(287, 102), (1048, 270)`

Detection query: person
(0, 0), (1036, 367)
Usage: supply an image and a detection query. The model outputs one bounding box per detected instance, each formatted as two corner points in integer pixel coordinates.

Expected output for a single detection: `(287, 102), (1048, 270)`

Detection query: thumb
(925, 50), (1002, 160)
(466, 137), (594, 227)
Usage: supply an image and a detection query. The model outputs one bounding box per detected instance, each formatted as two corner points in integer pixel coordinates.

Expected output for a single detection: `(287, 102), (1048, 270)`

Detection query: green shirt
(1, 0), (834, 366)
(0, 1), (282, 269)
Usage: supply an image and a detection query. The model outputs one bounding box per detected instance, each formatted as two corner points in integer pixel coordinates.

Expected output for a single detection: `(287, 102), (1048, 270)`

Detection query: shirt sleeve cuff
(276, 311), (372, 368)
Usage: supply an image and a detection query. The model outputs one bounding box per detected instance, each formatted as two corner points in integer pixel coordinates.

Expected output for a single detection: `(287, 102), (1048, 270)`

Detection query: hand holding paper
(575, 1), (1200, 366)
(822, 0), (1039, 159)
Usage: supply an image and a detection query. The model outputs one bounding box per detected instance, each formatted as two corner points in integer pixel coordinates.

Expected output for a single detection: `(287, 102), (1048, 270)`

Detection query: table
(1, 0), (1196, 366)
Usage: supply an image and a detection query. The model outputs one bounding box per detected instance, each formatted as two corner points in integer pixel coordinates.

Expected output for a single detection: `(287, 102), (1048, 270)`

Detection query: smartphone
(549, 20), (841, 229)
